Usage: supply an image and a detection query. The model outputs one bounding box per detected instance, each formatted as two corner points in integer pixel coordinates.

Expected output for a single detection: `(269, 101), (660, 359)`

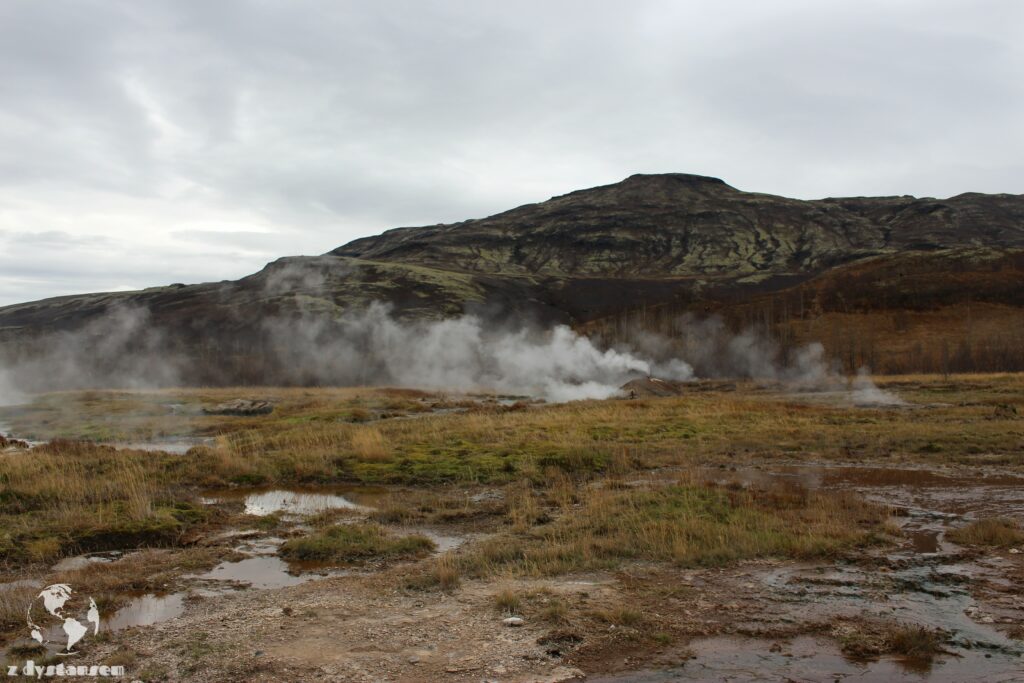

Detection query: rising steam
(0, 306), (182, 406)
(0, 299), (899, 405)
(264, 302), (693, 401)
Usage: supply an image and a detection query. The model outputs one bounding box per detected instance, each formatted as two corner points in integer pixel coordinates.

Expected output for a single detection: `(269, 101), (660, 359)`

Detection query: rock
(620, 377), (687, 398)
(503, 617), (524, 627)
(992, 403), (1019, 419)
(1009, 548), (1020, 554)
(0, 434), (29, 449)
(203, 399), (274, 416)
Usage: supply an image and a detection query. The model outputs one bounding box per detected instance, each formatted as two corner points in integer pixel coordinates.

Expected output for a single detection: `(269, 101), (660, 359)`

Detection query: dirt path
(94, 572), (595, 682)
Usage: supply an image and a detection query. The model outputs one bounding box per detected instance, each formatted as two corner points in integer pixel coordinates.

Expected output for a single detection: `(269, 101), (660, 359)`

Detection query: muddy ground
(1, 382), (1023, 681)
(2, 464), (1010, 682)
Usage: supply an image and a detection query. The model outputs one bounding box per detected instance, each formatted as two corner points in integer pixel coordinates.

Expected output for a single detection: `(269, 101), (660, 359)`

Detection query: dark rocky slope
(334, 173), (1024, 279)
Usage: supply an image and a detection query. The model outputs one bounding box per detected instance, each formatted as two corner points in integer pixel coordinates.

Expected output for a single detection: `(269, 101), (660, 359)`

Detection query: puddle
(104, 593), (185, 631)
(0, 424), (44, 449)
(51, 551), (124, 572)
(590, 635), (1024, 682)
(196, 556), (312, 590)
(2, 592), (186, 661)
(203, 486), (385, 516)
(644, 464), (1024, 680)
(190, 535), (344, 592)
(111, 437), (212, 455)
(414, 528), (469, 553)
(698, 464), (1024, 521)
(0, 425), (209, 455)
(755, 559), (1022, 654)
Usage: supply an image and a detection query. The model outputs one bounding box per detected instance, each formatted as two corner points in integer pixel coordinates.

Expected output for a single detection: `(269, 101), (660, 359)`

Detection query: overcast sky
(0, 0), (1021, 305)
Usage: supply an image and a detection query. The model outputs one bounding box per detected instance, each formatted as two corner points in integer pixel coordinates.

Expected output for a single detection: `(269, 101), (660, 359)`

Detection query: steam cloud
(0, 306), (182, 405)
(264, 302), (692, 402)
(0, 299), (899, 406)
(613, 314), (902, 405)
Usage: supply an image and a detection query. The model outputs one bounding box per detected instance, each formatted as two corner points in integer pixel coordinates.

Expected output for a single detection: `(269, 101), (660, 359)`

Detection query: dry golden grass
(349, 425), (390, 461)
(0, 583), (37, 632)
(947, 518), (1024, 548)
(280, 523), (435, 563)
(493, 586), (522, 615)
(457, 477), (891, 577)
(432, 554), (461, 591)
(886, 624), (947, 660)
(53, 548), (223, 593)
(402, 553), (463, 592)
(1, 375), (1019, 568)
(0, 440), (207, 563)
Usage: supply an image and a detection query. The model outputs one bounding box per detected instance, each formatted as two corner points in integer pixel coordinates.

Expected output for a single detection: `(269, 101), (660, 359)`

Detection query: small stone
(203, 398), (274, 416)
(408, 655), (419, 664)
(503, 616), (525, 627)
(981, 616), (995, 624)
(1009, 548), (1020, 554)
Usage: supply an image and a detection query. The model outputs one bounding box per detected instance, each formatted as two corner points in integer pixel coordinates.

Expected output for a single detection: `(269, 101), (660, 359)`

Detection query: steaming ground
(0, 302), (899, 405)
(264, 303), (694, 402)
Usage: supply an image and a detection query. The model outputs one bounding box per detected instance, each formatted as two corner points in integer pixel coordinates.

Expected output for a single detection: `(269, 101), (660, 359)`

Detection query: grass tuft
(494, 587), (522, 615)
(279, 523), (435, 563)
(947, 518), (1024, 548)
(886, 624), (946, 659)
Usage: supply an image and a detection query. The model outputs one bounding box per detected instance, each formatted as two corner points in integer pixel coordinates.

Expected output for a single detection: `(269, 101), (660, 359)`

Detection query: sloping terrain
(1, 173), (1022, 382)
(334, 174), (1024, 278)
(584, 247), (1024, 373)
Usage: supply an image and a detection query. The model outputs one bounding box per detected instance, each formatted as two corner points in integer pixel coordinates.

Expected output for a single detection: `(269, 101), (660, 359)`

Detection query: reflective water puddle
(590, 635), (1024, 682)
(51, 551), (124, 572)
(110, 437), (212, 455)
(104, 593), (185, 631)
(202, 486), (386, 516)
(698, 464), (1024, 522)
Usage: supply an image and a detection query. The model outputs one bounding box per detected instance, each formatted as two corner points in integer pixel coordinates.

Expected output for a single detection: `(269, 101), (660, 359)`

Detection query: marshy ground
(1, 375), (1022, 681)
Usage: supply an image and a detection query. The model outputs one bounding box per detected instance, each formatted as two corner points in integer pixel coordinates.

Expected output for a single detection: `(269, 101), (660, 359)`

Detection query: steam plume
(264, 302), (692, 401)
(0, 296), (899, 405)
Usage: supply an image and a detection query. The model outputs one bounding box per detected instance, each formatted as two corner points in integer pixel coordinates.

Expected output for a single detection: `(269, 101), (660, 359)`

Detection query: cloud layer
(1, 0), (1022, 304)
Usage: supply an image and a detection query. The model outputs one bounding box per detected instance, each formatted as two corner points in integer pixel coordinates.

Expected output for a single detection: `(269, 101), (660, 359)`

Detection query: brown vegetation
(947, 517), (1024, 548)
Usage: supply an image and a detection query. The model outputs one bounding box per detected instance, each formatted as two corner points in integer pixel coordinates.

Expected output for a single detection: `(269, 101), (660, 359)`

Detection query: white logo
(25, 584), (101, 655)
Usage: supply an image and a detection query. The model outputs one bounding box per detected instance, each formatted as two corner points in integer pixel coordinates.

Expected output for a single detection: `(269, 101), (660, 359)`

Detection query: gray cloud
(0, 0), (1021, 305)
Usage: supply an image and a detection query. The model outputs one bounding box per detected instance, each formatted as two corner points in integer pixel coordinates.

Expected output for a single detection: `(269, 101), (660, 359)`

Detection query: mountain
(334, 173), (1024, 278)
(1, 173), (1022, 385)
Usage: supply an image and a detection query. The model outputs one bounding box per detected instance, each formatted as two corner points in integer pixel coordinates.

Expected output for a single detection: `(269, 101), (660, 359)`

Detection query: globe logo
(25, 584), (101, 655)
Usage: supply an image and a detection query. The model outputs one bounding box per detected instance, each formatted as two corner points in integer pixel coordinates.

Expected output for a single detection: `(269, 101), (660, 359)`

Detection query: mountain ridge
(1, 173), (1022, 383)
(330, 173), (1024, 281)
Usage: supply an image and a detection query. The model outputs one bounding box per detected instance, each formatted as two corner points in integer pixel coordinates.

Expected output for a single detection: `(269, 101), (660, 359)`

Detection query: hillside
(1, 173), (1022, 386)
(334, 173), (1024, 279)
